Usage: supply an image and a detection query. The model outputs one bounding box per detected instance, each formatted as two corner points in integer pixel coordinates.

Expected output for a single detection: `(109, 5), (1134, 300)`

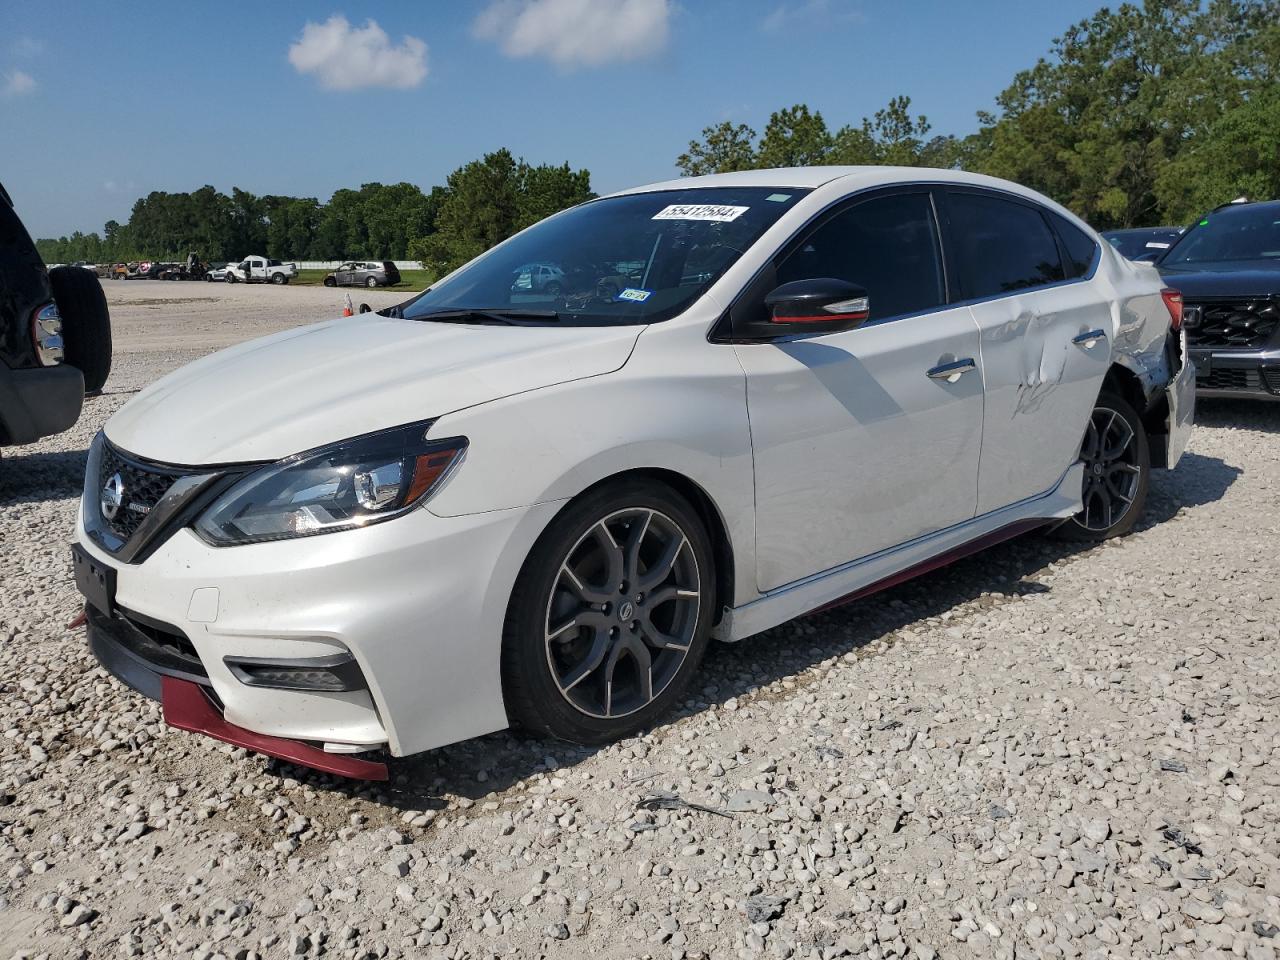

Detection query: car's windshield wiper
(411, 308), (561, 325)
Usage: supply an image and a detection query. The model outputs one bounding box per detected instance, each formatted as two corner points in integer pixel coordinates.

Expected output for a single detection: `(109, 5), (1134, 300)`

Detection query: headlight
(31, 302), (64, 365)
(194, 421), (466, 546)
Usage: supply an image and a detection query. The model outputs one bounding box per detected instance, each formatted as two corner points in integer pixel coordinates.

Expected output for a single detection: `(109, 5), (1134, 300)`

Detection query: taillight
(30, 301), (65, 365)
(1161, 288), (1183, 331)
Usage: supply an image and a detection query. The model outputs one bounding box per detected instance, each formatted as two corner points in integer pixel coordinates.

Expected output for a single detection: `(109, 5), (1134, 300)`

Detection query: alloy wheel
(1078, 405), (1141, 531)
(544, 508), (701, 719)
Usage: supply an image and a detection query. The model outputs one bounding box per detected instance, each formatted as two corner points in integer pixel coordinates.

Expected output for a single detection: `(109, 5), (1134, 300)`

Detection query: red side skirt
(161, 676), (389, 781)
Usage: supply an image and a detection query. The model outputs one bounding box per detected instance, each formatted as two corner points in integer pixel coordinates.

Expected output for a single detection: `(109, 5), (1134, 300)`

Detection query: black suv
(0, 181), (111, 446)
(1157, 200), (1280, 400)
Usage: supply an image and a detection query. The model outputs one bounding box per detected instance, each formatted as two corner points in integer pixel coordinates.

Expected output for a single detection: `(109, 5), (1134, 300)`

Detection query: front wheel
(1053, 391), (1149, 541)
(502, 480), (715, 745)
(323, 276), (337, 287)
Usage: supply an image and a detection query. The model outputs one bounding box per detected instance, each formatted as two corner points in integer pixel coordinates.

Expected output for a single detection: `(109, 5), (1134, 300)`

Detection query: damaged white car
(72, 167), (1194, 779)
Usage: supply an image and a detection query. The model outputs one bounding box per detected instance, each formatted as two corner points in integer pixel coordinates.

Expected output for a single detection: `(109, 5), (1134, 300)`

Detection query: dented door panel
(970, 282), (1112, 514)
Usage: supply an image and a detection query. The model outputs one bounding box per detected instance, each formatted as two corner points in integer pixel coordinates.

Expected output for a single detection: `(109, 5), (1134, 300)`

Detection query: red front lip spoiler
(161, 676), (389, 781)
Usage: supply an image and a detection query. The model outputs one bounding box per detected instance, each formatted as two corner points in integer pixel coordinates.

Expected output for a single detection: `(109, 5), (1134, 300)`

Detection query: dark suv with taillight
(1157, 199), (1280, 400)
(0, 181), (112, 446)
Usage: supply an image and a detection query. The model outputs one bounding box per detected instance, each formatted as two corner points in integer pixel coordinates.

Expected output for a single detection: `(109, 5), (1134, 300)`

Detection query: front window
(402, 187), (808, 326)
(1163, 204), (1280, 265)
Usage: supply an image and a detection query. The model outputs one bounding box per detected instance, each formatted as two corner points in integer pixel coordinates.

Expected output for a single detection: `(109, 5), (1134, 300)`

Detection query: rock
(743, 895), (787, 924)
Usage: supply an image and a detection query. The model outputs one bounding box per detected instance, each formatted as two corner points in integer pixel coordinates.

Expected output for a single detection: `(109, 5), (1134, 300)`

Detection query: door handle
(1072, 328), (1107, 348)
(926, 358), (976, 382)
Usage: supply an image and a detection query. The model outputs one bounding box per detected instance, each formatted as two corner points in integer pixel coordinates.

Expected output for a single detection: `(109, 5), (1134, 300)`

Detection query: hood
(106, 314), (642, 464)
(1158, 261), (1280, 299)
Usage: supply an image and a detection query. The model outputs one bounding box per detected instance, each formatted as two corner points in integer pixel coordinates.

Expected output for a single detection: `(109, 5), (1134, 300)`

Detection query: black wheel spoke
(559, 563), (611, 605)
(637, 533), (687, 593)
(560, 627), (611, 692)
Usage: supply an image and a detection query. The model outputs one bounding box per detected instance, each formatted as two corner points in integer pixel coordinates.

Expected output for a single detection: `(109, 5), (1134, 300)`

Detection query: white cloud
(288, 15), (427, 91)
(2, 69), (36, 97)
(762, 0), (862, 33)
(12, 36), (44, 58)
(474, 0), (670, 69)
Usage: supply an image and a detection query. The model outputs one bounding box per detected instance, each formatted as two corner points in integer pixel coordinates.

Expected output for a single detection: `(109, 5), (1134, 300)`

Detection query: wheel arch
(532, 467), (736, 627)
(1102, 360), (1172, 468)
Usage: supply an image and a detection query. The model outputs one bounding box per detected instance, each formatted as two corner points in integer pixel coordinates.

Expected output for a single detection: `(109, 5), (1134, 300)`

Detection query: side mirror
(762, 278), (870, 336)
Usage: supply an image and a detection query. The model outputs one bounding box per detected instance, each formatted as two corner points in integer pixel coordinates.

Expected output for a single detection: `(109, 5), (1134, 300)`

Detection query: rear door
(940, 188), (1111, 513)
(735, 188), (985, 592)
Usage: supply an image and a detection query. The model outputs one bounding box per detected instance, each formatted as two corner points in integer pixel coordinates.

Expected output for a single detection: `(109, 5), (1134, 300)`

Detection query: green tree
(1155, 89), (1280, 222)
(411, 149), (593, 274)
(756, 104), (833, 168)
(516, 162), (595, 231)
(967, 0), (1280, 228)
(676, 121), (758, 176)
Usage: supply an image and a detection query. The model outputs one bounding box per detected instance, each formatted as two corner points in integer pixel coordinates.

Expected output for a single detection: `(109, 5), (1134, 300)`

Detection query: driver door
(734, 189), (985, 592)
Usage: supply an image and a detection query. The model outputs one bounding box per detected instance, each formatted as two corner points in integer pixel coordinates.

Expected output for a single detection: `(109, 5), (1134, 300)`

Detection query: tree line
(678, 0), (1280, 229)
(35, 149), (594, 276)
(38, 0), (1280, 270)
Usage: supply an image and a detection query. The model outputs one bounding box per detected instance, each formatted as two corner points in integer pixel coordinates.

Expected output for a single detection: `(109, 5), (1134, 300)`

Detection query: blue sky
(2, 0), (1106, 239)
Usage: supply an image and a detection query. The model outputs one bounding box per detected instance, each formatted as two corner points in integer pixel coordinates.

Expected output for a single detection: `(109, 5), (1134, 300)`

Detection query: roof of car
(606, 165), (1046, 197)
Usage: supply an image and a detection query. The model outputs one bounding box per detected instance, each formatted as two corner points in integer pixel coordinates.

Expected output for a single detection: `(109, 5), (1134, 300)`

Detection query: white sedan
(73, 167), (1194, 779)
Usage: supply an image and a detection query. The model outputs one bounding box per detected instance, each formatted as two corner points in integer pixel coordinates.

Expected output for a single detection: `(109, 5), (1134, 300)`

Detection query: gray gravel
(2, 282), (1279, 959)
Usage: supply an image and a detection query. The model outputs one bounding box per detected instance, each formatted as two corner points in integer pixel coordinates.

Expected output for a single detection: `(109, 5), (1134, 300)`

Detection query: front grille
(1197, 368), (1262, 392)
(1185, 299), (1280, 350)
(98, 442), (186, 541)
(1261, 369), (1280, 394)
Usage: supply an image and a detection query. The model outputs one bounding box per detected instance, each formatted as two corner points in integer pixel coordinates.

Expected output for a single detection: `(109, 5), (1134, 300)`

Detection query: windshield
(401, 187), (808, 325)
(1163, 205), (1280, 265)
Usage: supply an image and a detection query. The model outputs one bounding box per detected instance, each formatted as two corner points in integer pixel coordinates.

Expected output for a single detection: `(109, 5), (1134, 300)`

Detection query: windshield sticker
(765, 193), (792, 202)
(652, 204), (749, 222)
(616, 287), (653, 303)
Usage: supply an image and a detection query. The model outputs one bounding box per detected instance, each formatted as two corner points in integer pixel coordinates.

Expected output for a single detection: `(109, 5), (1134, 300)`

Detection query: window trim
(710, 184), (953, 343)
(934, 185), (1098, 309)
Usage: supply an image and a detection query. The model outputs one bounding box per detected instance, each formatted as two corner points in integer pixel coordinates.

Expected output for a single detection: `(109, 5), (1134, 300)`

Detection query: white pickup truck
(225, 255), (297, 285)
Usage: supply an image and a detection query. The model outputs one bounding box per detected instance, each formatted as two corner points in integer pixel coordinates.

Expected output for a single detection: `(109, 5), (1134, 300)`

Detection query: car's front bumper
(75, 496), (564, 761)
(1163, 349), (1195, 469)
(0, 362), (83, 445)
(1190, 346), (1280, 401)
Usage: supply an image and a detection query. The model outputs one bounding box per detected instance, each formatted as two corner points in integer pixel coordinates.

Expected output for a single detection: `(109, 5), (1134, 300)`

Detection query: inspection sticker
(652, 204), (749, 222)
(616, 287), (653, 303)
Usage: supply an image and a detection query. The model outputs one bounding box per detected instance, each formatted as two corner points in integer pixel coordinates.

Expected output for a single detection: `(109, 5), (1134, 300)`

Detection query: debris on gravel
(2, 283), (1279, 959)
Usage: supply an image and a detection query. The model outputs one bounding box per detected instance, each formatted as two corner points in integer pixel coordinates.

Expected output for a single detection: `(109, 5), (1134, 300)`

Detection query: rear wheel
(48, 266), (112, 393)
(365, 276), (378, 288)
(1053, 391), (1149, 541)
(271, 272), (287, 285)
(502, 479), (715, 744)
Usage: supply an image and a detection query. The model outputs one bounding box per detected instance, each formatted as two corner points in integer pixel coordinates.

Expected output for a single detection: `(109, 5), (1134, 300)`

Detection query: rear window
(1051, 213), (1099, 279)
(948, 192), (1065, 299)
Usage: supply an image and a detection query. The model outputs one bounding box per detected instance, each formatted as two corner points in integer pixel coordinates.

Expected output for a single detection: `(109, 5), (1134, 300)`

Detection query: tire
(225, 272), (237, 283)
(366, 276), (378, 288)
(1052, 391), (1150, 541)
(323, 276), (337, 288)
(502, 478), (715, 745)
(545, 281), (563, 297)
(271, 272), (287, 285)
(48, 266), (112, 393)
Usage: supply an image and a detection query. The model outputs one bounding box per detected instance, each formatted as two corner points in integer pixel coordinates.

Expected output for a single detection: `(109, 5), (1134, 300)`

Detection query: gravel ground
(1, 281), (1278, 960)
